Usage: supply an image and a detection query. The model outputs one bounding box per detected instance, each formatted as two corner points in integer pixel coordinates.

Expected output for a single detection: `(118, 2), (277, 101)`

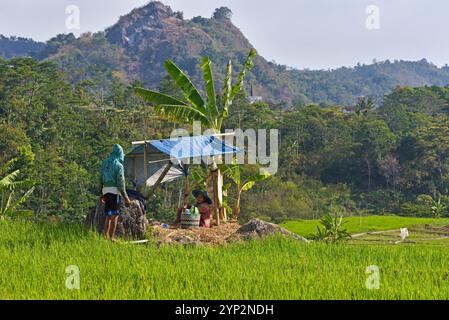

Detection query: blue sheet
(150, 135), (239, 160)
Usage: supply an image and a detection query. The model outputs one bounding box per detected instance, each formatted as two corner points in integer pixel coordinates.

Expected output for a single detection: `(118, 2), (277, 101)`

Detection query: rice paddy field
(1, 217), (449, 300)
(281, 215), (449, 236)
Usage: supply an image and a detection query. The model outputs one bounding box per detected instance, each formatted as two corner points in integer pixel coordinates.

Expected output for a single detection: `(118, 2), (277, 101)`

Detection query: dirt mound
(149, 222), (240, 246)
(148, 219), (309, 246)
(85, 200), (147, 239)
(231, 219), (309, 243)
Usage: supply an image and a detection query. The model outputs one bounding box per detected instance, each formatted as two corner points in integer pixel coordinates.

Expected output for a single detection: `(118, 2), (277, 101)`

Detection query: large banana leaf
(221, 49), (257, 118)
(201, 57), (218, 117)
(230, 48), (257, 101)
(221, 61), (233, 119)
(2, 186), (35, 217)
(136, 87), (208, 124)
(0, 170), (20, 191)
(153, 104), (208, 125)
(241, 171), (271, 192)
(134, 87), (188, 106)
(164, 60), (207, 115)
(0, 158), (16, 176)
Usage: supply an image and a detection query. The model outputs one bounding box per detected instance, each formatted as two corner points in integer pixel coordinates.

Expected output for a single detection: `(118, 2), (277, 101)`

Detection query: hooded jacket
(100, 144), (126, 194)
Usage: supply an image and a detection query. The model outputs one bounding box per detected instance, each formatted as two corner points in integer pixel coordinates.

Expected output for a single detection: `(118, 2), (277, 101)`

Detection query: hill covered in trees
(0, 35), (45, 59)
(2, 56), (449, 222)
(1, 1), (449, 106)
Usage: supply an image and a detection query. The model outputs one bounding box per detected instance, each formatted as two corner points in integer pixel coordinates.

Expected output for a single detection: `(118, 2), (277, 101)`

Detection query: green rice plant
(281, 216), (449, 236)
(1, 219), (449, 300)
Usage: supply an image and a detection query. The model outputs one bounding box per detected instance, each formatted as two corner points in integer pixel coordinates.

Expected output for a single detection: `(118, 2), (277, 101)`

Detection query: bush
(357, 190), (404, 214)
(241, 177), (355, 223)
(401, 194), (437, 217)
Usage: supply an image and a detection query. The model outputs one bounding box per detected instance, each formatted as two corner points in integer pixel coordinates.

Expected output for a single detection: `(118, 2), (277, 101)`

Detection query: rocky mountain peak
(130, 1), (177, 21)
(105, 1), (182, 47)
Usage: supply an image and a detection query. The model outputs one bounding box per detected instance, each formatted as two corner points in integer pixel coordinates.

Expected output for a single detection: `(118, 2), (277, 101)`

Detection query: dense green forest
(2, 56), (449, 223)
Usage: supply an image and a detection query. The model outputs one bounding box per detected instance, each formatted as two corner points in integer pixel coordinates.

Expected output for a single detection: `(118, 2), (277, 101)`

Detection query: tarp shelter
(125, 135), (240, 189)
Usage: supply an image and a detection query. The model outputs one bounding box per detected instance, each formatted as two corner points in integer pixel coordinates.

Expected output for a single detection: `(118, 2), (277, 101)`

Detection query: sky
(1, 0), (448, 70)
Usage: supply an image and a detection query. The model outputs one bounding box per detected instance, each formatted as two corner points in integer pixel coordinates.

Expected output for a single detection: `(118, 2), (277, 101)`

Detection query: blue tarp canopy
(150, 135), (239, 160)
(125, 135), (240, 187)
(127, 135), (240, 160)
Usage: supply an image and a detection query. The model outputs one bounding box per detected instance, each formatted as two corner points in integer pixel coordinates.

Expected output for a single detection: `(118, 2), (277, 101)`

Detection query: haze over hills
(1, 1), (449, 106)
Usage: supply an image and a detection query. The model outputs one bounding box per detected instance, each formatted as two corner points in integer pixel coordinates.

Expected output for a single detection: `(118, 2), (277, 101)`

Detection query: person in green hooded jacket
(100, 144), (131, 242)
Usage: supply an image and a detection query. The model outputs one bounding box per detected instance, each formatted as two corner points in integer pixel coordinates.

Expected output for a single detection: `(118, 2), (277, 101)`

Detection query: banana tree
(431, 197), (446, 218)
(0, 160), (35, 218)
(221, 159), (271, 221)
(134, 49), (257, 133)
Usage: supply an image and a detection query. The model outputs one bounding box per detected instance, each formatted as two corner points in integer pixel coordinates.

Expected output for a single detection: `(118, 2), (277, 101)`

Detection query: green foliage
(0, 159), (35, 218)
(431, 197), (446, 218)
(212, 7), (233, 21)
(401, 194), (449, 217)
(357, 190), (404, 214)
(309, 213), (351, 242)
(3, 56), (449, 222)
(220, 158), (271, 220)
(355, 96), (375, 117)
(135, 49), (256, 132)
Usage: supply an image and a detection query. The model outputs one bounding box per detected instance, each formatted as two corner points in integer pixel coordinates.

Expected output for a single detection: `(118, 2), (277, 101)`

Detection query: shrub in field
(242, 177), (315, 223)
(401, 194), (448, 217)
(357, 189), (404, 214)
(431, 197), (447, 218)
(309, 212), (351, 243)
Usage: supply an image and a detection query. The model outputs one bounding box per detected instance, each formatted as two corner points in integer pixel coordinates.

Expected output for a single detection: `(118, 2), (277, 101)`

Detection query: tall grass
(0, 220), (448, 300)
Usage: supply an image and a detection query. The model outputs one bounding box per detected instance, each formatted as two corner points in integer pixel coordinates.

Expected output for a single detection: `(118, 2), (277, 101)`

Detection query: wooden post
(147, 162), (173, 197)
(143, 143), (148, 188)
(182, 174), (190, 207)
(216, 169), (226, 222)
(131, 158), (137, 182)
(211, 169), (220, 226)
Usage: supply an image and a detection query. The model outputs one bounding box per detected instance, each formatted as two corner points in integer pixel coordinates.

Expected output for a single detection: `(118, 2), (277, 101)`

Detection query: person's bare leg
(109, 215), (119, 242)
(104, 217), (111, 239)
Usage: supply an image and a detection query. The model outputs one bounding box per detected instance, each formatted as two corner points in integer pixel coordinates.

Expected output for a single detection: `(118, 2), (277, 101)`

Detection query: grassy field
(1, 219), (449, 300)
(281, 215), (449, 237)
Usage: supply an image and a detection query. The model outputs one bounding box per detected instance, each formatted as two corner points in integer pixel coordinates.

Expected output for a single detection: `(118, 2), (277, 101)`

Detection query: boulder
(85, 200), (148, 240)
(233, 219), (309, 243)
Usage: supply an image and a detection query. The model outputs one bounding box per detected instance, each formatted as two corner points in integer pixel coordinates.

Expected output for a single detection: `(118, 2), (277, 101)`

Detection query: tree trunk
(365, 156), (372, 191)
(232, 191), (242, 221)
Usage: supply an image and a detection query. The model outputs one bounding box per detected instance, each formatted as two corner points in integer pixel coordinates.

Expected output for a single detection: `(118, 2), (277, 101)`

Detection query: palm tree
(0, 159), (35, 218)
(355, 96), (375, 117)
(134, 49), (257, 133)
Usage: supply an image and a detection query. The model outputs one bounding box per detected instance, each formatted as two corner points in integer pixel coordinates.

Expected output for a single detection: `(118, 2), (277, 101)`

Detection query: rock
(233, 219), (309, 243)
(84, 199), (148, 240)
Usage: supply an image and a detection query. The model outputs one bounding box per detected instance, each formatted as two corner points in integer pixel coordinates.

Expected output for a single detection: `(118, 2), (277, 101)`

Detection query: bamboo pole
(147, 162), (173, 197)
(212, 169), (220, 226)
(182, 174), (190, 207)
(143, 143), (148, 189)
